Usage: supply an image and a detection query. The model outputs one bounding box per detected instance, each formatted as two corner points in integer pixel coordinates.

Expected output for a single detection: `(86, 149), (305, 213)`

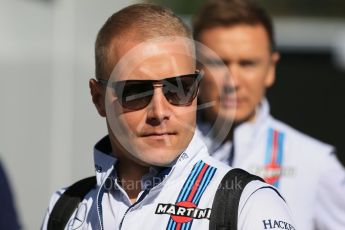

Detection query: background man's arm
(314, 152), (345, 229)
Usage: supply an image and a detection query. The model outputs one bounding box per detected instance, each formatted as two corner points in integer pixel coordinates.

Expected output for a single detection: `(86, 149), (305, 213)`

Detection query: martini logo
(263, 128), (285, 187)
(155, 201), (211, 223)
(250, 165), (295, 182)
(264, 163), (282, 185)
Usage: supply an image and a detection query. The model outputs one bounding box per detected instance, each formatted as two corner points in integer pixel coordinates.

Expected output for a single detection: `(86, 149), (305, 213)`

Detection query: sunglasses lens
(112, 73), (201, 110)
(116, 81), (153, 110)
(164, 75), (199, 106)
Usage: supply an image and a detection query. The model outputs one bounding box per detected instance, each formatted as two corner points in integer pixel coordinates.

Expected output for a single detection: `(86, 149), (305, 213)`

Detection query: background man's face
(105, 37), (197, 166)
(198, 24), (278, 123)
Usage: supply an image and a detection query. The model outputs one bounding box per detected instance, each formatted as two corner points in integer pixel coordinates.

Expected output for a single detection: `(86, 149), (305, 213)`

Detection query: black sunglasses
(98, 71), (203, 110)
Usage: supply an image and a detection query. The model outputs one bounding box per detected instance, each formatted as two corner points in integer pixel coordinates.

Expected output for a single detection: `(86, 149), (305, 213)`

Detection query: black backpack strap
(209, 168), (264, 230)
(47, 176), (96, 230)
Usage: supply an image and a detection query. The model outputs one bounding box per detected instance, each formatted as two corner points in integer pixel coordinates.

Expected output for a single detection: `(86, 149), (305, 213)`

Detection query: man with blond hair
(41, 4), (295, 229)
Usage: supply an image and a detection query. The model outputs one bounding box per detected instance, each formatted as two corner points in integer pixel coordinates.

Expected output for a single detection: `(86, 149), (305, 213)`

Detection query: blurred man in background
(193, 0), (345, 229)
(0, 160), (21, 230)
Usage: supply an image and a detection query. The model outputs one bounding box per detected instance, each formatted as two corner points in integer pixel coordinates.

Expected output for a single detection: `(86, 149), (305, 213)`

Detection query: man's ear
(265, 51), (280, 88)
(89, 79), (106, 117)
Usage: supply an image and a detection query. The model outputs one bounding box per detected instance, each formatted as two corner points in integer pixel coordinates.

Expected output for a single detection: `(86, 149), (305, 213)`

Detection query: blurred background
(0, 0), (344, 229)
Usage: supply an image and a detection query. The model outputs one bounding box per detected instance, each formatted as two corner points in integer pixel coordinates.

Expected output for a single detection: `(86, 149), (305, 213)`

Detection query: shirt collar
(93, 136), (117, 187)
(235, 98), (270, 140)
(196, 98), (271, 149)
(93, 132), (208, 188)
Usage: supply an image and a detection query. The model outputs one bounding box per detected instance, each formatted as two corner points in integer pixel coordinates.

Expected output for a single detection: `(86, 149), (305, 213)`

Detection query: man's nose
(146, 87), (170, 126)
(224, 64), (240, 92)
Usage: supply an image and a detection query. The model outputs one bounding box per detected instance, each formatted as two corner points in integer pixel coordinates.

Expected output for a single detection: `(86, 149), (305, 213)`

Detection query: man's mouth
(221, 94), (241, 108)
(141, 132), (177, 139)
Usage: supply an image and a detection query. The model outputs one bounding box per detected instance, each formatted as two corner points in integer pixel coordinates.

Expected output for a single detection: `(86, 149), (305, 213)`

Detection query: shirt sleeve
(40, 189), (65, 230)
(238, 184), (296, 230)
(314, 152), (345, 229)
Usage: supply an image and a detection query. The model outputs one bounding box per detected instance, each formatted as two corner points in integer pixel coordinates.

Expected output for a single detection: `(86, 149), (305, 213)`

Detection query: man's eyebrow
(202, 57), (229, 65)
(239, 58), (261, 63)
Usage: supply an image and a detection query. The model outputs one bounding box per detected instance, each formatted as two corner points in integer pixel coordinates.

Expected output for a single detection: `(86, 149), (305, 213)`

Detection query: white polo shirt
(41, 133), (295, 230)
(198, 99), (345, 230)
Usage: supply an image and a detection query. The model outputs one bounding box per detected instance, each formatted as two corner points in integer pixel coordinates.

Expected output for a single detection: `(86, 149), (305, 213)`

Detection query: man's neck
(116, 158), (149, 204)
(211, 111), (257, 143)
(108, 132), (149, 203)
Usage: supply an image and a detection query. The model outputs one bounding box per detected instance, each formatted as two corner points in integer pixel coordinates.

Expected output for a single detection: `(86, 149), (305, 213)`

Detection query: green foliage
(148, 0), (345, 17)
(260, 0), (345, 17)
(147, 0), (207, 15)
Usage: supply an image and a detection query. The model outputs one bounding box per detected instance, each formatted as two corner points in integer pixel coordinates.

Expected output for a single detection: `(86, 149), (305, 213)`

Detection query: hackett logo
(263, 219), (295, 230)
(155, 202), (211, 223)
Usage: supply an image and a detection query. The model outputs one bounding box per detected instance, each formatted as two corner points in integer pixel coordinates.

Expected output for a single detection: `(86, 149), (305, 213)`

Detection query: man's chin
(217, 108), (236, 122)
(214, 107), (256, 127)
(137, 149), (181, 167)
(143, 158), (177, 167)
(233, 110), (257, 124)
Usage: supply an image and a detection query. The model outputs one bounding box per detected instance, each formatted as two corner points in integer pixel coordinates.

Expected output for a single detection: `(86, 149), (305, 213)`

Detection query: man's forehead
(109, 36), (196, 80)
(114, 36), (193, 58)
(200, 24), (270, 49)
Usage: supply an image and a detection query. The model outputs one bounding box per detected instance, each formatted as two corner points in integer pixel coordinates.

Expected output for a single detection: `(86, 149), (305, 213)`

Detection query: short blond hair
(95, 4), (192, 80)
